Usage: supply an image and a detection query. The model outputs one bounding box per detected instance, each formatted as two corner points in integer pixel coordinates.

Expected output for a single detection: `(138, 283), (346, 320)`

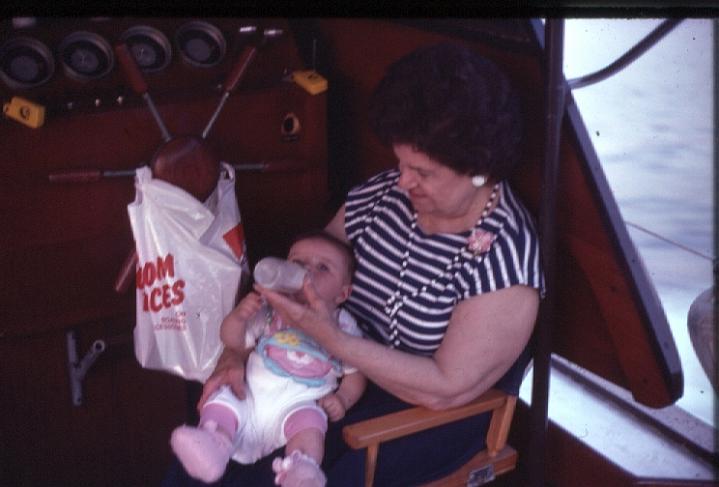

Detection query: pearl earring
(471, 175), (487, 187)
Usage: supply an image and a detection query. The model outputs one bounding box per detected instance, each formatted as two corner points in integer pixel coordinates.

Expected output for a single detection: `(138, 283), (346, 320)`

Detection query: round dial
(0, 37), (54, 89)
(120, 25), (172, 72)
(59, 31), (114, 81)
(175, 21), (226, 68)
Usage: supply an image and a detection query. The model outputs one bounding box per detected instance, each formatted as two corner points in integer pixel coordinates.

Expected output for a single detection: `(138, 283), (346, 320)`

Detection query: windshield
(563, 18), (714, 428)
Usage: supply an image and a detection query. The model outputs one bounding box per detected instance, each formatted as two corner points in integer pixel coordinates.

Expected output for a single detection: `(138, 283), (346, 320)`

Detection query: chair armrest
(342, 388), (511, 449)
(342, 388), (518, 487)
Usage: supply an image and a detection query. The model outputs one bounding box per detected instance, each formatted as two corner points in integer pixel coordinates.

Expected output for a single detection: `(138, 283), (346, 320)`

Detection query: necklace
(383, 183), (500, 321)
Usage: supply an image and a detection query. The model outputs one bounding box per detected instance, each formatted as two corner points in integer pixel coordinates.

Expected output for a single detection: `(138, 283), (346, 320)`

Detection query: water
(563, 19), (715, 426)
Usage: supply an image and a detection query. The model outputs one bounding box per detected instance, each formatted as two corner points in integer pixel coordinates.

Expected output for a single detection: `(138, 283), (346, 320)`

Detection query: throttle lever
(200, 27), (284, 139)
(115, 43), (172, 142)
(202, 44), (258, 139)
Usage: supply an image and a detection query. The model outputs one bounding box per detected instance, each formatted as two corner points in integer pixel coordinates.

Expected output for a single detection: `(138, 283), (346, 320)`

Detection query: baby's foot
(170, 420), (232, 483)
(272, 450), (327, 487)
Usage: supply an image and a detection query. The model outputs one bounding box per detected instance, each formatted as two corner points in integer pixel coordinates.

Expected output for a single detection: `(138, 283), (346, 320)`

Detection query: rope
(624, 220), (715, 263)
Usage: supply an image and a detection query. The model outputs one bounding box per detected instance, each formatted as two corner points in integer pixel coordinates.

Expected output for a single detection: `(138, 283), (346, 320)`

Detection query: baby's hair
(290, 230), (356, 279)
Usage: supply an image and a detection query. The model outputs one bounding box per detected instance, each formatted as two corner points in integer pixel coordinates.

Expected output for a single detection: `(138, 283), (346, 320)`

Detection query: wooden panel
(0, 319), (187, 486)
(0, 17), (328, 486)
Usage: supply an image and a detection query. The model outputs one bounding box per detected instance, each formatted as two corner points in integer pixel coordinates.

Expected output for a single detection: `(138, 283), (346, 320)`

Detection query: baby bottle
(253, 257), (307, 293)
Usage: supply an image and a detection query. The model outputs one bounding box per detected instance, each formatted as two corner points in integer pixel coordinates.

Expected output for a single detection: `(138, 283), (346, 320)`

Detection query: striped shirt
(343, 169), (543, 356)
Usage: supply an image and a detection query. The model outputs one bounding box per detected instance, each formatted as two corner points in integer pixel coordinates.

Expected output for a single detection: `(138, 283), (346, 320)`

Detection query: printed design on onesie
(257, 328), (342, 387)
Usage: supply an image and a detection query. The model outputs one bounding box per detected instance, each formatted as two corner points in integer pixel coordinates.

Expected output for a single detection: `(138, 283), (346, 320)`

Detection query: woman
(166, 42), (543, 487)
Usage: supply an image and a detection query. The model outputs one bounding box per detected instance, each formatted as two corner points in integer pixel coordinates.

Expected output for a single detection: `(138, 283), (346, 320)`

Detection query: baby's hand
(318, 393), (346, 422)
(232, 292), (264, 323)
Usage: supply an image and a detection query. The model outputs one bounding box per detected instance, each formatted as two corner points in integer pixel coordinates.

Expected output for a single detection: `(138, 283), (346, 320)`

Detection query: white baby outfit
(205, 307), (361, 464)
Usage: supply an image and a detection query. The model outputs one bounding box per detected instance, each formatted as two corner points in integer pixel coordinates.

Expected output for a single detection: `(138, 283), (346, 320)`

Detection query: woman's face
(287, 238), (351, 306)
(394, 144), (476, 219)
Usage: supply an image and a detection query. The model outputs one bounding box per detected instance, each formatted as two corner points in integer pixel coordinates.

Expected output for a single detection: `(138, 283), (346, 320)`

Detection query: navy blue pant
(161, 382), (490, 486)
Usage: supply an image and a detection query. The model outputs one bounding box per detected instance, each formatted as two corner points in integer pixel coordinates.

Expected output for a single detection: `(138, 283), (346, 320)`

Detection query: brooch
(467, 228), (495, 256)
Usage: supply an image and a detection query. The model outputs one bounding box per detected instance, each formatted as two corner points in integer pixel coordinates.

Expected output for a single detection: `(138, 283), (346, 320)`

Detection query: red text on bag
(137, 254), (186, 312)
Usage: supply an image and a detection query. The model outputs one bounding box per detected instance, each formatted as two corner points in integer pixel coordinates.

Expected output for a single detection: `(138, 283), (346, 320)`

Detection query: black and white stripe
(343, 169), (543, 355)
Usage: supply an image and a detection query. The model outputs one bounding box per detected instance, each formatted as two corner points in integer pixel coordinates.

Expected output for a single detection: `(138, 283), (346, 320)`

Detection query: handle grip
(231, 158), (308, 173)
(115, 43), (148, 95)
(114, 250), (138, 294)
(48, 170), (103, 183)
(48, 169), (136, 183)
(202, 45), (259, 139)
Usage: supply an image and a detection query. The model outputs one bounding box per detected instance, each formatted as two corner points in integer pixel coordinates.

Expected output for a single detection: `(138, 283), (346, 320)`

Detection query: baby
(170, 230), (366, 486)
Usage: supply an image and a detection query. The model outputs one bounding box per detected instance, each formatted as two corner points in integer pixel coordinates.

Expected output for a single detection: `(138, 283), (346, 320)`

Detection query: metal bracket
(66, 330), (106, 406)
(467, 464), (495, 486)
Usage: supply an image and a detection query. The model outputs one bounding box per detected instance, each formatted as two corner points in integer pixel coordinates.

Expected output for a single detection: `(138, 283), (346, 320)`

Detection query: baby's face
(287, 238), (351, 307)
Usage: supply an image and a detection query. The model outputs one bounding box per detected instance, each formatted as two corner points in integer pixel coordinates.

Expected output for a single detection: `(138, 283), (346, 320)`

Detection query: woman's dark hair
(368, 43), (523, 181)
(289, 230), (356, 279)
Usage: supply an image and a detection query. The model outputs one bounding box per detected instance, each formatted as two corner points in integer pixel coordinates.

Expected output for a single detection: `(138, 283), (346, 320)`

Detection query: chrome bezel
(119, 25), (172, 73)
(0, 36), (55, 89)
(58, 31), (114, 82)
(175, 21), (226, 68)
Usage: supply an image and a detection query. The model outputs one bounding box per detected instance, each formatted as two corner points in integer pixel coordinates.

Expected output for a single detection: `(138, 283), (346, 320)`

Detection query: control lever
(115, 43), (172, 142)
(202, 28), (282, 139)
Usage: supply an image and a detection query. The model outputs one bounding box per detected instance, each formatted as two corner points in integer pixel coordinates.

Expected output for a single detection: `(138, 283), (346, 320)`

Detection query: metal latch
(467, 464), (495, 486)
(66, 330), (106, 406)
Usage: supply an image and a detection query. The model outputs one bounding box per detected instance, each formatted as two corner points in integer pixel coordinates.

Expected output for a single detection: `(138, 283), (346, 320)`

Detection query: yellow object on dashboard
(292, 70), (328, 95)
(3, 96), (45, 128)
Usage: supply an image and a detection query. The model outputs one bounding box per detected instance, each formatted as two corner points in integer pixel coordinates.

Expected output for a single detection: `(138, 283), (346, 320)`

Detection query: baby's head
(287, 230), (355, 308)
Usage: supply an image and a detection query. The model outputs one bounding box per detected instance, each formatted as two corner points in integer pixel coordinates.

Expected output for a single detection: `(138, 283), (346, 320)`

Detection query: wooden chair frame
(342, 388), (519, 487)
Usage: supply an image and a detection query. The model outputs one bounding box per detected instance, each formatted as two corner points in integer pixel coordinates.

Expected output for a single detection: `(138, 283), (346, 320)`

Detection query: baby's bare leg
(273, 407), (328, 486)
(285, 427), (325, 464)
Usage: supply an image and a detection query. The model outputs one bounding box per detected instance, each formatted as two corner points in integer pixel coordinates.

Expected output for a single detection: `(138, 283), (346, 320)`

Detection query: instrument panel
(0, 36), (55, 89)
(120, 25), (172, 73)
(0, 17), (296, 115)
(174, 20), (226, 68)
(58, 31), (115, 82)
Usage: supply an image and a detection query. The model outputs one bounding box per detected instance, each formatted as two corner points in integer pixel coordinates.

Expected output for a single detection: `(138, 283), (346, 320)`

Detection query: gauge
(175, 21), (226, 68)
(58, 31), (114, 81)
(120, 25), (172, 73)
(0, 37), (54, 89)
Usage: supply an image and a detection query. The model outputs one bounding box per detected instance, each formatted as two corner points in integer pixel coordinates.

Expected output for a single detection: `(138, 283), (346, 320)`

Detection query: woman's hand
(197, 347), (247, 412)
(255, 278), (337, 346)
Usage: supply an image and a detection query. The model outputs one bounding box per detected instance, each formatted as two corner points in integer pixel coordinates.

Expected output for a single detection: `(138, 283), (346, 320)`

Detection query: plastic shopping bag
(128, 162), (248, 382)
